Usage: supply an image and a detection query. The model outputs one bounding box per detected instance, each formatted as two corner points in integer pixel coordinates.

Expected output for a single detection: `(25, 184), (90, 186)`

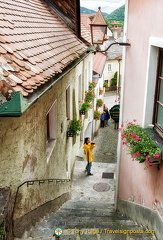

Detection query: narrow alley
(18, 92), (156, 240)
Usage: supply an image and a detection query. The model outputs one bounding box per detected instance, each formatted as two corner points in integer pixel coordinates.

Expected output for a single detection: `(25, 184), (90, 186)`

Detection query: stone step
(25, 199), (156, 240)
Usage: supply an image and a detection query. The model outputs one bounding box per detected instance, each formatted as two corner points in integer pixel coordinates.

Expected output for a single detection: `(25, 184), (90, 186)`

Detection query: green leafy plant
(89, 81), (97, 90)
(103, 82), (108, 87)
(119, 120), (162, 164)
(85, 90), (95, 102)
(69, 118), (82, 135)
(94, 110), (101, 120)
(96, 99), (103, 107)
(80, 101), (93, 111)
(111, 71), (117, 86)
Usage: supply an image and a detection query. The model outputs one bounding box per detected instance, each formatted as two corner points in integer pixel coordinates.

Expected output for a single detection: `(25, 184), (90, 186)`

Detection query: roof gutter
(0, 51), (91, 117)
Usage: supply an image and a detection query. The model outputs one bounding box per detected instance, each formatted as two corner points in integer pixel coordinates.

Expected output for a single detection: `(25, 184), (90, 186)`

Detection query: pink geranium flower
(134, 136), (140, 142)
(153, 153), (160, 158)
(133, 152), (140, 156)
(131, 132), (136, 137)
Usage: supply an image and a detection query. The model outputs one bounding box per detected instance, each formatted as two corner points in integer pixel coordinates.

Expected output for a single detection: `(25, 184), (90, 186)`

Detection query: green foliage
(85, 90), (95, 102)
(80, 101), (92, 111)
(89, 81), (97, 90)
(103, 82), (108, 87)
(105, 5), (125, 24)
(0, 221), (5, 239)
(69, 118), (82, 136)
(96, 99), (103, 107)
(120, 120), (162, 164)
(111, 72), (117, 86)
(94, 110), (101, 120)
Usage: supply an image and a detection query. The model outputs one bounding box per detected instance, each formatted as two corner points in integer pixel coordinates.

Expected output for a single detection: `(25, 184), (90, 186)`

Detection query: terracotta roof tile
(93, 52), (106, 75)
(0, 0), (88, 100)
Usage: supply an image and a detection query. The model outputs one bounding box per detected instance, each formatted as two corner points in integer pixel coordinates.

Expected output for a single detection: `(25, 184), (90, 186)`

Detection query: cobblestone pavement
(93, 91), (119, 164)
(21, 92), (156, 240)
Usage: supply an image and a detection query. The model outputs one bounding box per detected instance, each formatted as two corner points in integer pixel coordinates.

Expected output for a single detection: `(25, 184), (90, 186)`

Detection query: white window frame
(78, 74), (82, 102)
(143, 37), (163, 127)
(46, 100), (57, 162)
(108, 63), (112, 71)
(66, 85), (71, 120)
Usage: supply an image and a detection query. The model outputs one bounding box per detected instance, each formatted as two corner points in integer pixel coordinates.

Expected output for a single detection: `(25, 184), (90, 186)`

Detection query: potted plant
(85, 90), (95, 102)
(94, 110), (101, 120)
(96, 98), (103, 107)
(119, 120), (162, 166)
(67, 117), (82, 137)
(89, 81), (97, 90)
(99, 89), (103, 95)
(79, 101), (93, 115)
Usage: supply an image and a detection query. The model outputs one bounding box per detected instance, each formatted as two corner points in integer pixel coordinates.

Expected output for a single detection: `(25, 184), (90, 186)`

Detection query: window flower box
(94, 110), (101, 120)
(67, 118), (82, 137)
(119, 120), (162, 166)
(96, 99), (103, 107)
(79, 102), (92, 115)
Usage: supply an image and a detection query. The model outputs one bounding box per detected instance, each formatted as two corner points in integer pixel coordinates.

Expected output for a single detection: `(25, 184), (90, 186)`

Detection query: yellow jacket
(83, 143), (96, 162)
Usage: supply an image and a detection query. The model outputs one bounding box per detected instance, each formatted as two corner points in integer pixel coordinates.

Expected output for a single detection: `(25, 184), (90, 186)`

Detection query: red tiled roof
(80, 14), (93, 44)
(116, 55), (122, 60)
(0, 0), (87, 100)
(93, 52), (106, 76)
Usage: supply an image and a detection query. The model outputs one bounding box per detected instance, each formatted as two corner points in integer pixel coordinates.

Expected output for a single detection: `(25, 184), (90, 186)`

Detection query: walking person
(100, 111), (106, 128)
(83, 137), (96, 176)
(104, 107), (110, 127)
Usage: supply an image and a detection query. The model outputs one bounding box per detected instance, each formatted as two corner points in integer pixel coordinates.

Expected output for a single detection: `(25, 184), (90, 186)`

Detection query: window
(85, 68), (88, 91)
(78, 74), (82, 102)
(66, 86), (70, 120)
(108, 64), (112, 71)
(46, 100), (57, 161)
(153, 49), (163, 139)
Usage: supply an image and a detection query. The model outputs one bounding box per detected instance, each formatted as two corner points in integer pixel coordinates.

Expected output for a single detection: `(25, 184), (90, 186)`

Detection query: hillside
(80, 7), (108, 18)
(106, 5), (125, 23)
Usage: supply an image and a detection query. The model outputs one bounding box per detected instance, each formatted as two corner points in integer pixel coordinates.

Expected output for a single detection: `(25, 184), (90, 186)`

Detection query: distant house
(109, 21), (123, 39)
(117, 1), (163, 239)
(103, 37), (123, 91)
(0, 0), (93, 238)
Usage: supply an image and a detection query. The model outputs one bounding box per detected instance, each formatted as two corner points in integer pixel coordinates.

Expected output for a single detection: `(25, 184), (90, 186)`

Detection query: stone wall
(0, 54), (92, 237)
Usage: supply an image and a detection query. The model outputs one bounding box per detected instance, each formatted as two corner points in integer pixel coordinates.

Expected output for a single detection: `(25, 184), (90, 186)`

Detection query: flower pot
(67, 130), (74, 137)
(79, 109), (86, 115)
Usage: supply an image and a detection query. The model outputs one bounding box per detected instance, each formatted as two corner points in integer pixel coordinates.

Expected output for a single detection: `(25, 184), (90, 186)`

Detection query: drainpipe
(115, 0), (129, 210)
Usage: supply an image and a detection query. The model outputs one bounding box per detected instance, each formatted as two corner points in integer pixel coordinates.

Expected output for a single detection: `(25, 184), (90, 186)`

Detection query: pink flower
(128, 122), (132, 125)
(153, 153), (160, 158)
(133, 119), (137, 122)
(134, 136), (140, 142)
(122, 141), (127, 145)
(133, 152), (140, 156)
(121, 134), (125, 138)
(131, 132), (136, 136)
(121, 124), (124, 128)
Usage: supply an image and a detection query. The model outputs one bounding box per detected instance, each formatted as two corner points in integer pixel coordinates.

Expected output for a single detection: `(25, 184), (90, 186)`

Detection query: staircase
(21, 161), (156, 240)
(22, 199), (156, 240)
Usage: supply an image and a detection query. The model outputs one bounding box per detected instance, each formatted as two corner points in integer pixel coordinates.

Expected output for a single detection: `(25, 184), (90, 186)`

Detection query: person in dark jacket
(104, 107), (110, 127)
(100, 111), (106, 128)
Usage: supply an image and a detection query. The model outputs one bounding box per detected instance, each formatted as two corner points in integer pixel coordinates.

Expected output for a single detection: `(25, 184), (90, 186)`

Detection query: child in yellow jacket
(83, 137), (96, 175)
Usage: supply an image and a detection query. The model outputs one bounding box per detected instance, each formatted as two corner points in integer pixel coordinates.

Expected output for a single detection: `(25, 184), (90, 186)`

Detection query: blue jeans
(86, 162), (92, 174)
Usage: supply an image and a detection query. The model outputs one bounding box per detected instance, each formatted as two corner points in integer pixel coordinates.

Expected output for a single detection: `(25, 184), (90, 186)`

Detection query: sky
(80, 0), (125, 14)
